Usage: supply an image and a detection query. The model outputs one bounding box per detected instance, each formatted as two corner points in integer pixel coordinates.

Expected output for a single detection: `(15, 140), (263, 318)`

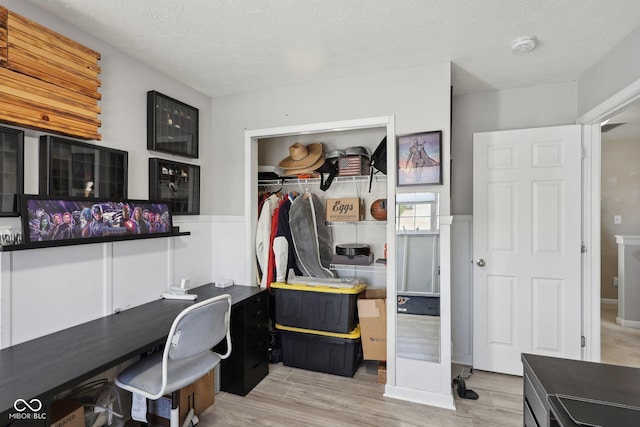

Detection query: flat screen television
(21, 195), (173, 245)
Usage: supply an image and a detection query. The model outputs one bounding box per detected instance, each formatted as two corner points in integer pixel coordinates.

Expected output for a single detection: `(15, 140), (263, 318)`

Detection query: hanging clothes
(273, 194), (301, 282)
(265, 196), (284, 288)
(256, 193), (279, 287)
(289, 191), (335, 278)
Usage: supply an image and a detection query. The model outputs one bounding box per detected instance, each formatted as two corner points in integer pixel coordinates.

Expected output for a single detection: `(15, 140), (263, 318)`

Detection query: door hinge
(581, 242), (587, 253)
(581, 336), (586, 347)
(581, 148), (586, 159)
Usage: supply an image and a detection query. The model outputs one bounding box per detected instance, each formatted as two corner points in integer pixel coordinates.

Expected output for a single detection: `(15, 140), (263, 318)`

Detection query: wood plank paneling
(7, 20), (100, 75)
(0, 7), (7, 68)
(0, 7), (101, 140)
(0, 69), (100, 119)
(7, 51), (101, 98)
(0, 67), (100, 113)
(7, 10), (100, 64)
(0, 108), (101, 141)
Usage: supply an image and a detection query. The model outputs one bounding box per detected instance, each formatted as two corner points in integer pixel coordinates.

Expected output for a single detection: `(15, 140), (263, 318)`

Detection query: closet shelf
(258, 174), (386, 187)
(330, 263), (386, 273)
(327, 220), (386, 227)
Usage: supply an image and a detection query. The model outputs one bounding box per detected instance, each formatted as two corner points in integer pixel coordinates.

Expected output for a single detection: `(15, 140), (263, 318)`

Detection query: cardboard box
(148, 369), (214, 427)
(357, 289), (387, 360)
(51, 399), (85, 427)
(377, 361), (387, 384)
(326, 198), (364, 222)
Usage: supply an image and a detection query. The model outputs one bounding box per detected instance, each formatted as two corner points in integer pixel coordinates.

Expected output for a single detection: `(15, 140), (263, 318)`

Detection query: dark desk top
(0, 284), (263, 419)
(522, 353), (640, 426)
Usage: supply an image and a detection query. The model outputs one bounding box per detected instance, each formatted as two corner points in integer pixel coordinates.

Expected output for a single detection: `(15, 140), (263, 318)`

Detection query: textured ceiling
(25, 0), (640, 98)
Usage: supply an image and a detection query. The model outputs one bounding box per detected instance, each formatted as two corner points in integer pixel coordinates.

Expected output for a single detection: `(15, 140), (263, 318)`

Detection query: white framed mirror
(395, 192), (440, 362)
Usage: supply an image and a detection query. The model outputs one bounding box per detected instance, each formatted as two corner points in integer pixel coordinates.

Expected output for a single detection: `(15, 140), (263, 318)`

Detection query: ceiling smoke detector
(511, 36), (537, 54)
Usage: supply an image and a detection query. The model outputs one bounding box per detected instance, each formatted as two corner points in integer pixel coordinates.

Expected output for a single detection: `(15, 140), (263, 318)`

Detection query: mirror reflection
(395, 192), (440, 362)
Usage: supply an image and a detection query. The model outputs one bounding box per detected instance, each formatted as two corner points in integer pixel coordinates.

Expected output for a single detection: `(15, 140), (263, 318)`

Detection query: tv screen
(22, 196), (173, 244)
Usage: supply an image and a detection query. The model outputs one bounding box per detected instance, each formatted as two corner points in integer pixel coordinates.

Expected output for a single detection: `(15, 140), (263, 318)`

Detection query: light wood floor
(198, 362), (523, 426)
(196, 303), (639, 426)
(600, 302), (640, 368)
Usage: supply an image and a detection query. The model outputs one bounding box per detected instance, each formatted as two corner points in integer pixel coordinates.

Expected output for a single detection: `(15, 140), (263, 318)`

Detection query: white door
(472, 125), (582, 376)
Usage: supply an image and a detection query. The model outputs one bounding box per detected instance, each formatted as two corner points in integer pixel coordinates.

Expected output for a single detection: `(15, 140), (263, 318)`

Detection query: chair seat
(115, 350), (221, 398)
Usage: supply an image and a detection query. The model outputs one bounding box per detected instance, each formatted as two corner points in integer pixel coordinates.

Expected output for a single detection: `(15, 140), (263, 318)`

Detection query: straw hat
(278, 142), (324, 169)
(279, 153), (326, 176)
(277, 142), (326, 176)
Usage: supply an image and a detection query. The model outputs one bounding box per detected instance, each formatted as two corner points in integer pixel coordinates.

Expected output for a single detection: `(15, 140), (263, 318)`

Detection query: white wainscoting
(0, 216), (215, 349)
(451, 215), (473, 366)
(211, 216), (249, 286)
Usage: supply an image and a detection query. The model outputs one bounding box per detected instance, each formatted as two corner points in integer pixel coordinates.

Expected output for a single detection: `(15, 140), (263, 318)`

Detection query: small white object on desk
(215, 279), (234, 288)
(162, 293), (197, 300)
(162, 276), (195, 299)
(169, 286), (188, 295)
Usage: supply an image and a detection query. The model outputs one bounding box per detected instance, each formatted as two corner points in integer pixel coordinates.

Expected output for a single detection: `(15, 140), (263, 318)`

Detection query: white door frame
(243, 115), (400, 381)
(579, 78), (640, 362)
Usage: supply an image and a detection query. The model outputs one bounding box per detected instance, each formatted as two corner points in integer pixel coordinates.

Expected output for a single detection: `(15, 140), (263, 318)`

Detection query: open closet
(244, 115), (454, 409)
(256, 127), (388, 289)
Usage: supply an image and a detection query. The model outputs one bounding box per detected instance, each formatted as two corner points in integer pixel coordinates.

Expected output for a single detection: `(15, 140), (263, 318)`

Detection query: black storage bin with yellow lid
(276, 323), (362, 377)
(271, 282), (366, 333)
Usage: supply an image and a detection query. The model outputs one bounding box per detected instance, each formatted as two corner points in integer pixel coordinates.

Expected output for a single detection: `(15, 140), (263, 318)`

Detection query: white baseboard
(452, 354), (472, 366)
(616, 317), (640, 329)
(384, 384), (456, 411)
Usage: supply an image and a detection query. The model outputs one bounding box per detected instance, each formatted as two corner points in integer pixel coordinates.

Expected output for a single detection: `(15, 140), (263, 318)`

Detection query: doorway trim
(578, 77), (640, 362)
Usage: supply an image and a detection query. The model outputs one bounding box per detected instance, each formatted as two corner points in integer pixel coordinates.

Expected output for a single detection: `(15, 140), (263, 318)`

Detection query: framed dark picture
(147, 90), (199, 158)
(0, 126), (24, 216)
(149, 158), (200, 215)
(40, 135), (128, 199)
(397, 131), (442, 186)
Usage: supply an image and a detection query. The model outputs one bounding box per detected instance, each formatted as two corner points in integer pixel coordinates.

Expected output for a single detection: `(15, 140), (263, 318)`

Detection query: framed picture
(147, 90), (199, 158)
(397, 131), (442, 186)
(149, 158), (200, 215)
(21, 195), (173, 244)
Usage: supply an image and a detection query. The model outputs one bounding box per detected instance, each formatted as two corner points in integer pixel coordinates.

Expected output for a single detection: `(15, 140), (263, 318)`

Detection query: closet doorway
(581, 78), (640, 366)
(598, 99), (640, 368)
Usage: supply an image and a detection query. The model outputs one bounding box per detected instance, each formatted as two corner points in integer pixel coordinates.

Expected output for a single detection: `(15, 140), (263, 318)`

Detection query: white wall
(0, 1), (215, 347)
(578, 26), (640, 117)
(210, 64), (452, 216)
(451, 82), (578, 215)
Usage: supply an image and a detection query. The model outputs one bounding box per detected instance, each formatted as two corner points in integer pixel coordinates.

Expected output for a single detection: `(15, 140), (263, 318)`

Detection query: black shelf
(149, 158), (200, 215)
(0, 126), (24, 216)
(147, 91), (199, 158)
(0, 231), (190, 252)
(39, 135), (128, 199)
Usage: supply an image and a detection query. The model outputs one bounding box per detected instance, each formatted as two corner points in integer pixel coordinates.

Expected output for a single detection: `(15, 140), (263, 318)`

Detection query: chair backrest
(165, 294), (232, 361)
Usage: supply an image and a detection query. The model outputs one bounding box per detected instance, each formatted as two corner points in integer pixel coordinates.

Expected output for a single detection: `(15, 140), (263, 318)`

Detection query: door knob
(476, 259), (486, 267)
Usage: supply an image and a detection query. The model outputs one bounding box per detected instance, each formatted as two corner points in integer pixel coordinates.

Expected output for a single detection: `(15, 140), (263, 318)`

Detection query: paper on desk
(131, 392), (148, 422)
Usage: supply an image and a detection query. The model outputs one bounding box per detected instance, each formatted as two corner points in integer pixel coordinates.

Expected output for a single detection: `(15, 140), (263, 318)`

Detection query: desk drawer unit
(218, 290), (269, 395)
(524, 399), (537, 427)
(524, 371), (548, 427)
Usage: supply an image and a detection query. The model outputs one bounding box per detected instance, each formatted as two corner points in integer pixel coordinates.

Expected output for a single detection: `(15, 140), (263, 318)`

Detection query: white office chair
(115, 294), (232, 416)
